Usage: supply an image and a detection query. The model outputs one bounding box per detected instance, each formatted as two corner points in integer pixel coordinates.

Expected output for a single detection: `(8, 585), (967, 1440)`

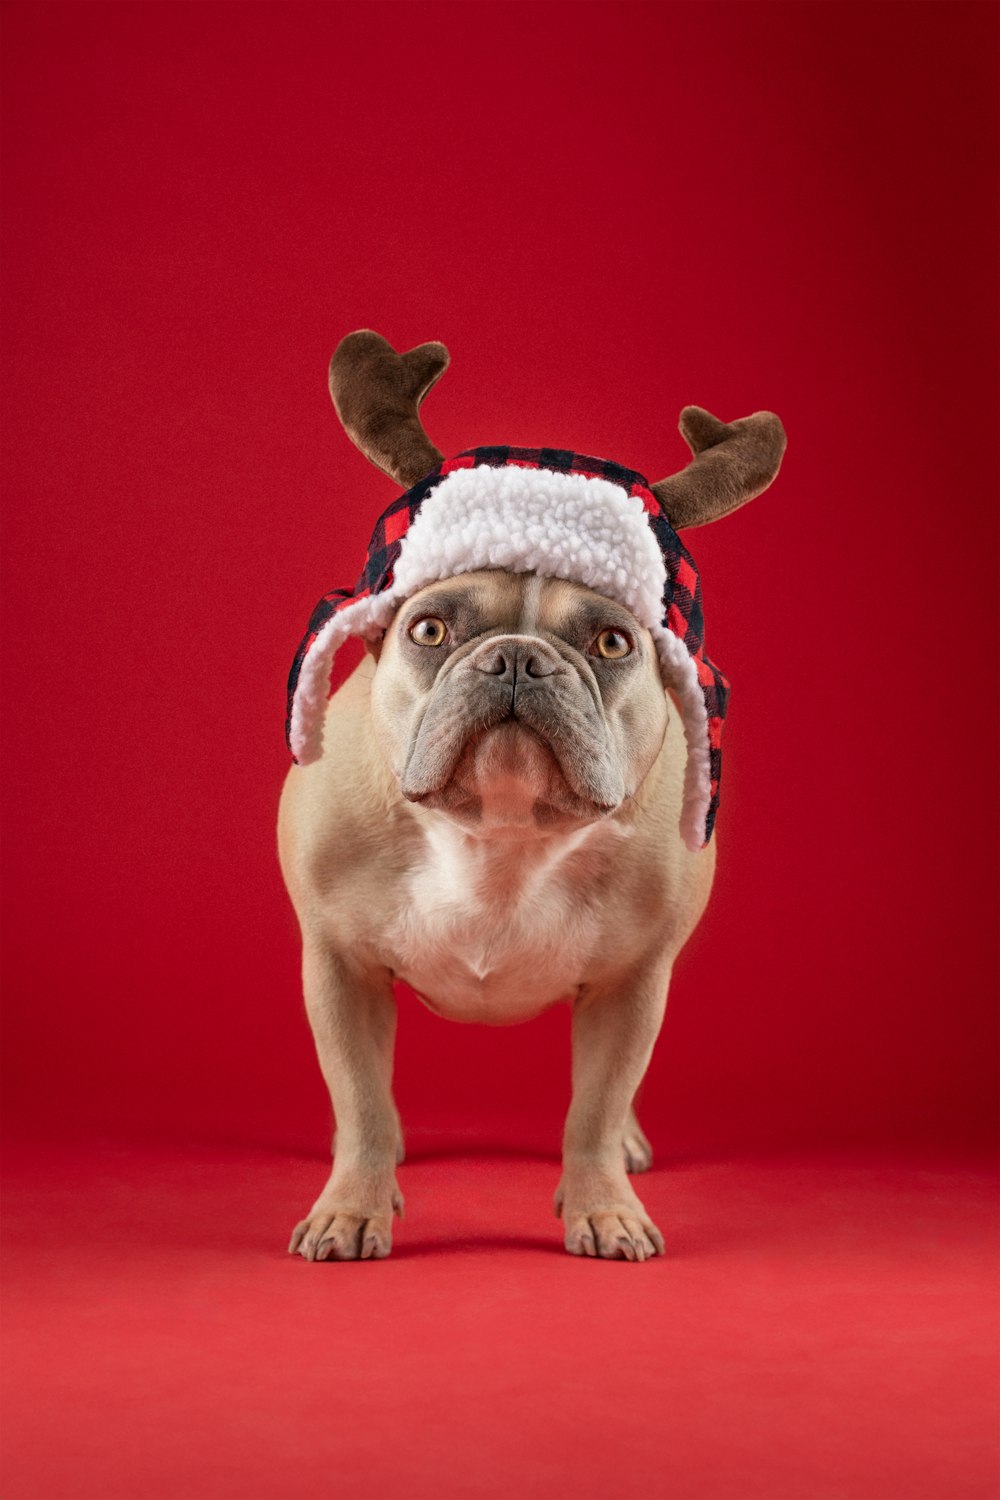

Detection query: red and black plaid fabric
(286, 447), (730, 842)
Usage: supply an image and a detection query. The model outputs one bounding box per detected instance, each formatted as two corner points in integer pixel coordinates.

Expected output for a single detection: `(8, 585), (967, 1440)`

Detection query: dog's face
(369, 570), (669, 832)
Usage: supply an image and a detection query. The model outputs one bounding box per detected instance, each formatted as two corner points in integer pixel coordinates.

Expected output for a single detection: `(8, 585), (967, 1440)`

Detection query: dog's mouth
(453, 718), (566, 794)
(403, 717), (617, 828)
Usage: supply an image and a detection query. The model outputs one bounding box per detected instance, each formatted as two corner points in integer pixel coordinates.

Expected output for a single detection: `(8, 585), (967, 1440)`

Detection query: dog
(279, 331), (785, 1262)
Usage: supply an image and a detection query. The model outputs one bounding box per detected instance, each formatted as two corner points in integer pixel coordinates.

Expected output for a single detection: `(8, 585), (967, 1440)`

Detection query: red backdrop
(3, 0), (997, 1157)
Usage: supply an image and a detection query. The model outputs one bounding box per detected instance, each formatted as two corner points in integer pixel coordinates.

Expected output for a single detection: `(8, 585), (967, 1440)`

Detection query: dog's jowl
(280, 330), (786, 1262)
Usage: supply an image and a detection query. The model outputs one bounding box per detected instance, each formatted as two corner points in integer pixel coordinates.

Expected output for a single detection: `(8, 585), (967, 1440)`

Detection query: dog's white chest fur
(391, 815), (624, 1023)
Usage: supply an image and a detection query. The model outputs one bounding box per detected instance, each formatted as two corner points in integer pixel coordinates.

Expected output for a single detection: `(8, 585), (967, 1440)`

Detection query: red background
(3, 4), (997, 1499)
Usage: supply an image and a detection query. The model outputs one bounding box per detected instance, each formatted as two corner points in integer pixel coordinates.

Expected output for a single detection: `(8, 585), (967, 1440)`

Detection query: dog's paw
(562, 1208), (664, 1261)
(622, 1115), (653, 1174)
(555, 1171), (664, 1262)
(288, 1177), (404, 1262)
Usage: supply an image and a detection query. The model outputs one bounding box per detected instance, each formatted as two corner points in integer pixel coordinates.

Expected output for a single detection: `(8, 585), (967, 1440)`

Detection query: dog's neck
(406, 801), (634, 905)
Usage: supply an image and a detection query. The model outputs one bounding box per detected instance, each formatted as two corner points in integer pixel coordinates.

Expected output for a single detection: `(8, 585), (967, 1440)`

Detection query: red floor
(2, 1133), (996, 1500)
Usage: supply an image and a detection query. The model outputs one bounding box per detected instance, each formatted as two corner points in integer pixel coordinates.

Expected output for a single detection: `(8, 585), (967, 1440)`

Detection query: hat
(286, 333), (786, 852)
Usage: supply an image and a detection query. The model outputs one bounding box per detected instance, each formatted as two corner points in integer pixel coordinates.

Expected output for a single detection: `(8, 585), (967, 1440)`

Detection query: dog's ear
(651, 406), (786, 529)
(329, 330), (449, 489)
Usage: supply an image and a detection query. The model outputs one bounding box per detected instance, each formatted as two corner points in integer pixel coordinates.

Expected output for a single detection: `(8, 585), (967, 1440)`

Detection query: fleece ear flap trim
(287, 590), (399, 766)
(651, 626), (714, 852)
(285, 448), (729, 851)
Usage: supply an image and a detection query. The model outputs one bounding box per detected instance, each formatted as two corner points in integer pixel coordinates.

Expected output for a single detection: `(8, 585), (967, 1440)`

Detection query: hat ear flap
(286, 592), (397, 764)
(652, 627), (713, 851)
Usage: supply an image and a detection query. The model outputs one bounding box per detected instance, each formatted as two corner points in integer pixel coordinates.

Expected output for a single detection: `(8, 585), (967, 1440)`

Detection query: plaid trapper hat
(287, 446), (729, 851)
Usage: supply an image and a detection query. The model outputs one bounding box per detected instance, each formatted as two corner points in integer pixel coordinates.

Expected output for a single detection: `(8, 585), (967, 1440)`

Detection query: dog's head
(286, 331), (786, 849)
(369, 570), (668, 831)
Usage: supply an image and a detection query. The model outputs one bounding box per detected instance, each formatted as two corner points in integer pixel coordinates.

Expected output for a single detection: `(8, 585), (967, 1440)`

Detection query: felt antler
(651, 406), (787, 530)
(329, 329), (450, 489)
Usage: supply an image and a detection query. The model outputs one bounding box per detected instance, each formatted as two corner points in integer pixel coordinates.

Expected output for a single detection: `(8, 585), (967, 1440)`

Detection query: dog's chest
(390, 821), (616, 1022)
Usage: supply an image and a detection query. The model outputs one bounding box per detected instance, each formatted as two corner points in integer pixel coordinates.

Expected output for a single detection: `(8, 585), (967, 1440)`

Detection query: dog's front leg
(289, 939), (403, 1262)
(555, 953), (672, 1261)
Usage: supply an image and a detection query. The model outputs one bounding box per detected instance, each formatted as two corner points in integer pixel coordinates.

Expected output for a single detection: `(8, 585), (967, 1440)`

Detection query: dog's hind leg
(622, 1102), (653, 1173)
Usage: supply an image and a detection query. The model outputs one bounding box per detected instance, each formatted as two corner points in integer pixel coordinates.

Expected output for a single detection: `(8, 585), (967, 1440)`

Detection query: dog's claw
(567, 1227), (597, 1257)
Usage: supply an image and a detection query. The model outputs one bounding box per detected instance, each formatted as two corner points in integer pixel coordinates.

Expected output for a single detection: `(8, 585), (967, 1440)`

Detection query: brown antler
(651, 406), (787, 530)
(328, 330), (450, 489)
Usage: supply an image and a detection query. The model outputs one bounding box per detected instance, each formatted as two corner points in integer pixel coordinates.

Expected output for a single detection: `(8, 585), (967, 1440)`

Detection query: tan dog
(280, 332), (785, 1262)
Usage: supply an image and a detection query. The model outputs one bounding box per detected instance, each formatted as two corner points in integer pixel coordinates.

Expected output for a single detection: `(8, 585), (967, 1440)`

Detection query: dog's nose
(469, 636), (561, 681)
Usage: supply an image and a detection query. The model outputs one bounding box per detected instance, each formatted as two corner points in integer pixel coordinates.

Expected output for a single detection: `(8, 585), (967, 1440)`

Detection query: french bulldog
(279, 332), (785, 1262)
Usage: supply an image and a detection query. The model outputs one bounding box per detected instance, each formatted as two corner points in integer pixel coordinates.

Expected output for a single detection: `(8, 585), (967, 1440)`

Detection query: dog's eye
(593, 628), (632, 659)
(408, 616), (448, 648)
